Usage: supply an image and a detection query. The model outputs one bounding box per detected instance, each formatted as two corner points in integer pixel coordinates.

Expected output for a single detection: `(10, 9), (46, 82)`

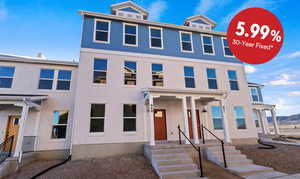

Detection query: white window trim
(123, 23), (138, 47)
(211, 106), (223, 130)
(233, 106), (247, 130)
(179, 31), (194, 53)
(51, 110), (69, 140)
(221, 37), (234, 58)
(116, 10), (143, 20)
(0, 66), (15, 89)
(228, 70), (239, 90)
(148, 26), (163, 49)
(250, 87), (260, 102)
(184, 66), (196, 88)
(124, 60), (137, 86)
(201, 34), (215, 56)
(38, 68), (55, 90)
(56, 70), (72, 91)
(207, 68), (218, 89)
(93, 59), (108, 85)
(151, 63), (164, 87)
(93, 19), (111, 44)
(89, 103), (106, 134)
(123, 103), (137, 133)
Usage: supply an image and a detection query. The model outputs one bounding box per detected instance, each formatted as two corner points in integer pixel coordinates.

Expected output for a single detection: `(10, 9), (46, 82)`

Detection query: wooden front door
(187, 110), (201, 139)
(154, 109), (167, 140)
(4, 115), (21, 151)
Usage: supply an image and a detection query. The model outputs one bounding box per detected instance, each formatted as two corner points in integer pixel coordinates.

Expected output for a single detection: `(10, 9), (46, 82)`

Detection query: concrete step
(216, 154), (247, 161)
(211, 150), (241, 155)
(156, 158), (194, 166)
(226, 159), (253, 166)
(206, 145), (236, 152)
(151, 148), (184, 155)
(160, 169), (200, 179)
(153, 153), (189, 160)
(245, 171), (287, 179)
(158, 163), (198, 172)
(228, 164), (274, 176)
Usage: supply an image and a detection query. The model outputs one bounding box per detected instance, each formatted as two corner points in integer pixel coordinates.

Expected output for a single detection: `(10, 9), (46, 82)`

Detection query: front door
(4, 115), (21, 151)
(187, 110), (201, 139)
(154, 109), (167, 140)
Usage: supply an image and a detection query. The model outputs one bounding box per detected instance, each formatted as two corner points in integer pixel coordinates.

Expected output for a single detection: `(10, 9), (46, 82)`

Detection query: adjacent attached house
(0, 1), (280, 160)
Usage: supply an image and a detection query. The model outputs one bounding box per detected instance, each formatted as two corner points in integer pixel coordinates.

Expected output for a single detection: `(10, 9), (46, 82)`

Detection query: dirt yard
(236, 143), (300, 174)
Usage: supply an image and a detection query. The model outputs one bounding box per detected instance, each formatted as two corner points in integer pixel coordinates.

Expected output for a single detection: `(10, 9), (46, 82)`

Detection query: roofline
(78, 10), (227, 36)
(110, 1), (149, 15)
(248, 82), (264, 88)
(0, 54), (78, 67)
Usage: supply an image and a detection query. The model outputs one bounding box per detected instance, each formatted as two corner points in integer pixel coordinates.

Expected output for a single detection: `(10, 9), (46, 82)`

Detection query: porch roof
(0, 94), (48, 101)
(252, 103), (275, 110)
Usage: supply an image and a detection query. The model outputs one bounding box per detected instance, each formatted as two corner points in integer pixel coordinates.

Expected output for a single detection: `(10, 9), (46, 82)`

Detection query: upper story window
(234, 106), (246, 129)
(149, 27), (163, 49)
(93, 59), (107, 84)
(207, 68), (218, 89)
(90, 104), (105, 133)
(222, 38), (234, 57)
(152, 63), (163, 87)
(211, 106), (223, 130)
(250, 87), (261, 102)
(0, 66), (15, 88)
(57, 70), (72, 90)
(202, 35), (214, 55)
(38, 69), (54, 89)
(94, 19), (110, 43)
(51, 111), (68, 139)
(184, 66), (195, 88)
(124, 61), (136, 85)
(228, 70), (239, 90)
(123, 23), (138, 46)
(180, 32), (193, 52)
(123, 104), (136, 132)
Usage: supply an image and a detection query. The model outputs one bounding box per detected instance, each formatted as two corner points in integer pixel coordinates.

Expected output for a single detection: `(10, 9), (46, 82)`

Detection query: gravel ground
(236, 143), (300, 174)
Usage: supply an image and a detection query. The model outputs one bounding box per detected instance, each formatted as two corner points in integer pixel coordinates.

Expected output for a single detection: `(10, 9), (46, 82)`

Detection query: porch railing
(201, 124), (227, 168)
(178, 125), (204, 177)
(0, 136), (14, 164)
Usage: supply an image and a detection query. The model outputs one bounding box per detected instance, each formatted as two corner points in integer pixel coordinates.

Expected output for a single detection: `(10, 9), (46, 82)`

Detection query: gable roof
(111, 1), (149, 17)
(184, 15), (217, 28)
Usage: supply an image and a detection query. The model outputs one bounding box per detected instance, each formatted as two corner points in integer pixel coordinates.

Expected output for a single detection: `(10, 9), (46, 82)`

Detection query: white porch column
(271, 108), (280, 135)
(181, 96), (190, 144)
(190, 96), (199, 144)
(14, 103), (29, 163)
(262, 110), (270, 134)
(219, 100), (231, 143)
(258, 109), (267, 135)
(148, 95), (155, 146)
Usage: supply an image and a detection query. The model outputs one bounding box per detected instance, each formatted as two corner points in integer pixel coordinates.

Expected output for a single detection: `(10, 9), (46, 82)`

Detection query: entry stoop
(204, 145), (287, 179)
(144, 143), (207, 179)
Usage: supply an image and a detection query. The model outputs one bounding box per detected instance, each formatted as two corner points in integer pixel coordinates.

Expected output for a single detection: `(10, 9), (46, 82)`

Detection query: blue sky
(0, 0), (299, 116)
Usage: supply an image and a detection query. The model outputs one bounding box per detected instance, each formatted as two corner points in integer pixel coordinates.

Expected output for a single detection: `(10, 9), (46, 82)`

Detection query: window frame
(93, 58), (108, 84)
(227, 70), (239, 91)
(89, 103), (106, 134)
(93, 19), (111, 44)
(149, 26), (163, 49)
(38, 68), (55, 90)
(56, 70), (72, 91)
(123, 23), (138, 47)
(0, 66), (15, 88)
(123, 104), (137, 132)
(184, 66), (195, 88)
(124, 60), (137, 86)
(221, 37), (234, 57)
(252, 111), (260, 128)
(206, 68), (218, 89)
(233, 106), (247, 130)
(201, 34), (215, 56)
(51, 110), (69, 140)
(179, 31), (194, 53)
(250, 87), (260, 102)
(152, 63), (164, 87)
(211, 106), (223, 130)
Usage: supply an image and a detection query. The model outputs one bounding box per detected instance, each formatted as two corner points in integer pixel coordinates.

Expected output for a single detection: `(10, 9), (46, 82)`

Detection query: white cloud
(273, 98), (300, 116)
(147, 0), (167, 21)
(0, 0), (7, 21)
(194, 0), (215, 14)
(268, 74), (298, 86)
(288, 91), (300, 96)
(245, 65), (257, 74)
(286, 50), (300, 59)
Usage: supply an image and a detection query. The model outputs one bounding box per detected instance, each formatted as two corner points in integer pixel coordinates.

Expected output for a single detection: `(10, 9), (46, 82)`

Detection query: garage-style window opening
(184, 66), (195, 88)
(202, 35), (214, 55)
(51, 111), (68, 139)
(180, 32), (193, 52)
(234, 106), (246, 129)
(152, 63), (163, 86)
(207, 68), (218, 89)
(94, 19), (110, 43)
(228, 70), (239, 90)
(124, 24), (138, 46)
(124, 61), (136, 85)
(222, 38), (234, 57)
(93, 59), (107, 84)
(90, 104), (105, 133)
(149, 27), (163, 49)
(123, 104), (136, 132)
(0, 66), (15, 88)
(211, 106), (223, 130)
(38, 69), (54, 89)
(57, 70), (72, 90)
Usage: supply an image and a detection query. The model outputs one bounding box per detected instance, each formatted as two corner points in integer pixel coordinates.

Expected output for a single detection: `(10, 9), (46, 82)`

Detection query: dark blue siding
(81, 16), (241, 64)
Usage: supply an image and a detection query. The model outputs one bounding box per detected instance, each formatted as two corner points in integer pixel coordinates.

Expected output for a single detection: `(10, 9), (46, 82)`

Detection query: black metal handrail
(0, 136), (14, 164)
(201, 124), (227, 168)
(178, 125), (204, 177)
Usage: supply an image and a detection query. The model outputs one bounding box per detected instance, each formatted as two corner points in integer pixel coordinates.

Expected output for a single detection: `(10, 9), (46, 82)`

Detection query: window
(228, 70), (239, 90)
(202, 35), (214, 55)
(184, 66), (195, 88)
(222, 38), (234, 57)
(38, 69), (54, 89)
(234, 106), (246, 129)
(149, 27), (163, 49)
(14, 118), (19, 125)
(0, 66), (15, 88)
(93, 59), (107, 84)
(124, 61), (136, 85)
(207, 68), (218, 89)
(250, 88), (260, 102)
(94, 19), (110, 43)
(124, 23), (138, 46)
(51, 111), (68, 139)
(152, 63), (163, 86)
(123, 104), (136, 132)
(180, 32), (193, 52)
(252, 111), (260, 128)
(90, 104), (105, 133)
(211, 106), (223, 130)
(57, 70), (72, 90)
